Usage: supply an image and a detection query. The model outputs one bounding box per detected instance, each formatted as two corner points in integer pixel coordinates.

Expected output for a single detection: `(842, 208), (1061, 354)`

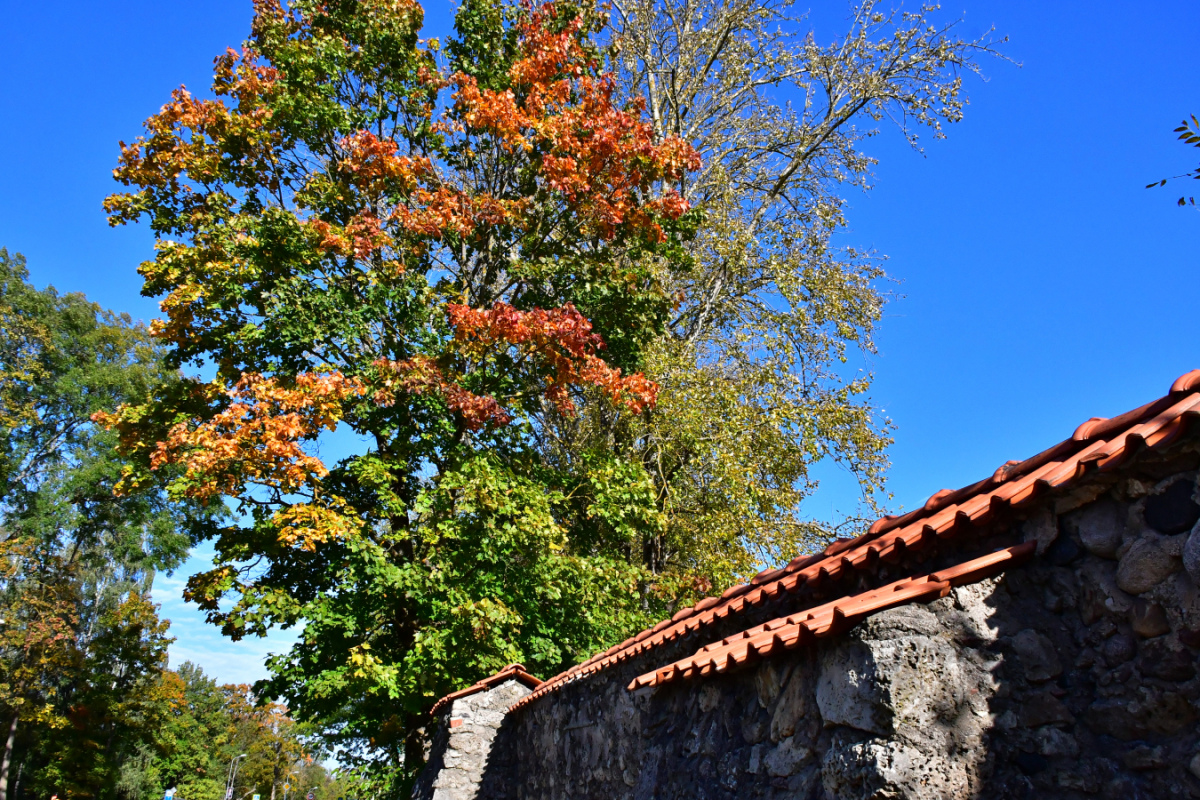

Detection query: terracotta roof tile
(430, 663), (541, 716)
(508, 370), (1200, 712)
(627, 543), (1035, 690)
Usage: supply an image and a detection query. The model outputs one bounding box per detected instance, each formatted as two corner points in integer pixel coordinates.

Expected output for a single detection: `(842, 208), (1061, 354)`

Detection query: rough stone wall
(413, 678), (532, 800)
(419, 447), (1200, 799)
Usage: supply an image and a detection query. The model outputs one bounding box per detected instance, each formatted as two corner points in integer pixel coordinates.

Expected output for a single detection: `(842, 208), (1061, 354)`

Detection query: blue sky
(1, 0), (1196, 686)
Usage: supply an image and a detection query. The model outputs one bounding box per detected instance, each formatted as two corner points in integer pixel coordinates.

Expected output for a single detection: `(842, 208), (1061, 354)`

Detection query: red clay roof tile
(508, 371), (1200, 713)
(627, 543), (1034, 690)
(430, 663), (542, 716)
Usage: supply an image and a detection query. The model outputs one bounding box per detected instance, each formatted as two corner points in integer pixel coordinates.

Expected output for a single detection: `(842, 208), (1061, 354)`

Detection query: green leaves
(1148, 115), (1200, 207)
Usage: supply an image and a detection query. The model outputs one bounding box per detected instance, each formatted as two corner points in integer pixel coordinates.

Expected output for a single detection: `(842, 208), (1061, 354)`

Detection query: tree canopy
(96, 0), (1000, 791)
(0, 248), (336, 800)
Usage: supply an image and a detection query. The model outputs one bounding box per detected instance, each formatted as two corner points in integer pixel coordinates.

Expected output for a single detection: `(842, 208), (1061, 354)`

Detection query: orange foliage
(147, 372), (365, 500)
(448, 302), (658, 416)
(374, 356), (513, 431)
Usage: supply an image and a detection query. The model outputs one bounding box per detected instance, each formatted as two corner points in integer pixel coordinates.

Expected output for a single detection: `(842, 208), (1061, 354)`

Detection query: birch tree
(543, 0), (1006, 584)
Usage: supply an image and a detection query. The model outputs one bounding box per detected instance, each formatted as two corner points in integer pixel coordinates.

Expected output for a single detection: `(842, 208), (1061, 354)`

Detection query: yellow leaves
(271, 500), (363, 551)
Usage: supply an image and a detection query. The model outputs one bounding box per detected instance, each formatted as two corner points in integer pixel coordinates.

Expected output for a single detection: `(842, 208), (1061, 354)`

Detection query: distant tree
(1147, 115), (1200, 206)
(0, 248), (216, 798)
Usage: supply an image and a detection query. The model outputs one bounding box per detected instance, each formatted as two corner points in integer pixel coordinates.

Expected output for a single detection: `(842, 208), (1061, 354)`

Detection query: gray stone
(1117, 537), (1179, 595)
(768, 664), (809, 742)
(1024, 508), (1059, 555)
(1018, 691), (1075, 727)
(1138, 637), (1196, 681)
(816, 639), (890, 735)
(1103, 633), (1136, 664)
(1013, 629), (1062, 682)
(818, 605), (971, 739)
(1035, 727), (1080, 758)
(1190, 752), (1200, 781)
(764, 736), (811, 777)
(1066, 498), (1125, 558)
(1122, 745), (1165, 770)
(821, 738), (974, 800)
(1086, 687), (1197, 739)
(1143, 476), (1200, 534)
(1184, 522), (1200, 584)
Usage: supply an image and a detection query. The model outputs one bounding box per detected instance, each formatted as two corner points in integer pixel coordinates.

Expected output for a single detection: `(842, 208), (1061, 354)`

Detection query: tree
(0, 539), (79, 800)
(100, 0), (700, 788)
(0, 249), (214, 799)
(538, 0), (1004, 585)
(1147, 114), (1200, 206)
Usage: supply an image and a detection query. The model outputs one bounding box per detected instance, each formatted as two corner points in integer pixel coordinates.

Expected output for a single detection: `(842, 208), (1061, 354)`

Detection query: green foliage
(0, 250), (259, 800)
(1147, 114), (1200, 207)
(100, 0), (701, 791)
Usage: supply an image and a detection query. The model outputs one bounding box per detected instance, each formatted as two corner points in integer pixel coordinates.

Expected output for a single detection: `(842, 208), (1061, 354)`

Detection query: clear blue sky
(1, 0), (1196, 685)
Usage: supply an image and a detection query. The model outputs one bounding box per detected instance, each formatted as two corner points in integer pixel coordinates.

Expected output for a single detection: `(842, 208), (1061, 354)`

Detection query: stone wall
(418, 448), (1200, 799)
(413, 678), (533, 800)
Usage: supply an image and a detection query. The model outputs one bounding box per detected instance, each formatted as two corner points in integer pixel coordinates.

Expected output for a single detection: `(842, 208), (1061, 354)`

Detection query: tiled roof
(509, 369), (1200, 711)
(430, 663), (542, 716)
(628, 542), (1034, 689)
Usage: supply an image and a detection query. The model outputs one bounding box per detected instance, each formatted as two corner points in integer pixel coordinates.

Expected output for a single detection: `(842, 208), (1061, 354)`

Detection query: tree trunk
(0, 711), (19, 800)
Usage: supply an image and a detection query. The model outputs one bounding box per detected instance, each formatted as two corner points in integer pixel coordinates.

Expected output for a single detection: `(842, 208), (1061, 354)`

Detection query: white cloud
(153, 546), (299, 686)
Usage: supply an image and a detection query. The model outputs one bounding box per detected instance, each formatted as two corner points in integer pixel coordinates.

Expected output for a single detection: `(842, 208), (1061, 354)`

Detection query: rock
(817, 605), (965, 737)
(764, 736), (811, 777)
(755, 660), (789, 708)
(821, 738), (975, 800)
(1190, 752), (1200, 781)
(1013, 629), (1063, 682)
(1032, 729), (1080, 762)
(1143, 477), (1200, 534)
(1129, 599), (1170, 638)
(949, 579), (1002, 644)
(769, 665), (810, 742)
(1122, 745), (1165, 771)
(1103, 633), (1136, 665)
(1024, 508), (1059, 555)
(1086, 687), (1197, 739)
(816, 639), (890, 735)
(1117, 538), (1179, 595)
(1065, 498), (1125, 558)
(1163, 532), (1189, 557)
(1138, 638), (1196, 681)
(1035, 727), (1080, 758)
(1046, 531), (1083, 566)
(1018, 691), (1075, 727)
(1014, 751), (1048, 775)
(1184, 523), (1200, 584)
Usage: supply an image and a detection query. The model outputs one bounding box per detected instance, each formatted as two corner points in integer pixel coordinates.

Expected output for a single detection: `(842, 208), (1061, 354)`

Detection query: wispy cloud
(152, 546), (299, 686)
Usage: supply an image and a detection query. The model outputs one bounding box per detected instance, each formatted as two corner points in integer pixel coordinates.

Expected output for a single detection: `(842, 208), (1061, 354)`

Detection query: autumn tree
(101, 0), (699, 788)
(0, 249), (214, 799)
(536, 0), (1007, 585)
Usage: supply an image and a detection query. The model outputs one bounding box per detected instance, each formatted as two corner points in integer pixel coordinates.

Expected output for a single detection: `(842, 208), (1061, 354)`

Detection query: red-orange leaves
(341, 131), (431, 196)
(311, 213), (393, 260)
(147, 371), (365, 500)
(452, 2), (701, 243)
(375, 357), (512, 431)
(370, 303), (658, 432)
(448, 302), (658, 416)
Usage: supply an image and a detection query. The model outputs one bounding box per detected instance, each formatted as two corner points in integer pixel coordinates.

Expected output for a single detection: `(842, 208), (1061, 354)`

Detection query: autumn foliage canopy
(99, 0), (699, 785)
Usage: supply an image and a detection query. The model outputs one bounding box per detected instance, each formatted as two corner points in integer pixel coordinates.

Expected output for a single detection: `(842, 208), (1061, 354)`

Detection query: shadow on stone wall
(428, 463), (1200, 799)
